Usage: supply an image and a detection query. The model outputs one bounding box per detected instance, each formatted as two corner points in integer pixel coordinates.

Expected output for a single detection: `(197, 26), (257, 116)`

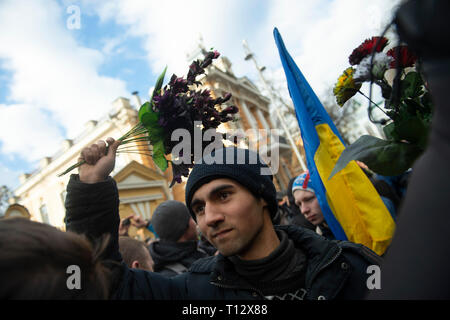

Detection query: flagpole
(243, 40), (306, 171)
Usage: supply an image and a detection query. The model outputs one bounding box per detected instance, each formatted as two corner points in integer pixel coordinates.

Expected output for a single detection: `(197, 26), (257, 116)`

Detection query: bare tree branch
(0, 185), (13, 217)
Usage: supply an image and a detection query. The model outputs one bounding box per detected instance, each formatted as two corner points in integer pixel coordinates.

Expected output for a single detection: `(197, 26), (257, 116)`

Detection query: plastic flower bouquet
(330, 36), (433, 178)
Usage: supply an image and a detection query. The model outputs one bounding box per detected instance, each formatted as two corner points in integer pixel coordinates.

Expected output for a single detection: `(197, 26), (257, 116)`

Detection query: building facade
(7, 48), (305, 238)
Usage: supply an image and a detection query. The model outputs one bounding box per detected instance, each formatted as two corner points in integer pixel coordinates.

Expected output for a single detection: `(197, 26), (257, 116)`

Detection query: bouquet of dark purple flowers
(59, 51), (239, 187)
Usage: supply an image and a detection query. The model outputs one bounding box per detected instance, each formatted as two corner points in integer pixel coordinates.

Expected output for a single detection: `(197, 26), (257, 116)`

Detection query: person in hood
(147, 200), (209, 276)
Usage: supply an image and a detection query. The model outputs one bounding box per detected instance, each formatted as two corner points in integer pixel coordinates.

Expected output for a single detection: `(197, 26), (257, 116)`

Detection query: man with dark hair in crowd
(0, 218), (111, 299)
(65, 142), (381, 299)
(119, 236), (154, 272)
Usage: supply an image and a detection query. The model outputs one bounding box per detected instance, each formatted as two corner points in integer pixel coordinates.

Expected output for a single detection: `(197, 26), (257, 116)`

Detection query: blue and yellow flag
(274, 28), (395, 255)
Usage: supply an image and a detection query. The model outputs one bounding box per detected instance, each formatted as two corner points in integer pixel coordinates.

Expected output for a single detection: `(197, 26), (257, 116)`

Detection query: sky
(0, 0), (402, 190)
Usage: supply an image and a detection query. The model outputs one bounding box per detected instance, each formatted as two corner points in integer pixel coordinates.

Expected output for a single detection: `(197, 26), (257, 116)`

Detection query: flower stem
(357, 90), (389, 117)
(57, 123), (150, 177)
(57, 159), (86, 177)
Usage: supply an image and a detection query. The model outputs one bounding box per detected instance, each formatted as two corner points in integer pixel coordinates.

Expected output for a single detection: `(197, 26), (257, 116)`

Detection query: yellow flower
(333, 67), (362, 107)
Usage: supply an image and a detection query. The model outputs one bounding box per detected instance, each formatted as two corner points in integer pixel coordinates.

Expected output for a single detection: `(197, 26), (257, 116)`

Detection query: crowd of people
(0, 0), (449, 300)
(0, 144), (395, 300)
(117, 164), (405, 278)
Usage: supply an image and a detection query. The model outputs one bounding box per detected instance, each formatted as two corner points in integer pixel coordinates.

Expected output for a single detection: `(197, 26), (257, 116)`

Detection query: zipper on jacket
(305, 246), (343, 299)
(317, 246), (342, 274)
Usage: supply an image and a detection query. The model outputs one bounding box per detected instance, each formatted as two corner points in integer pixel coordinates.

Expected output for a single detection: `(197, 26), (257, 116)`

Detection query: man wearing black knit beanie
(65, 142), (383, 300)
(182, 147), (381, 300)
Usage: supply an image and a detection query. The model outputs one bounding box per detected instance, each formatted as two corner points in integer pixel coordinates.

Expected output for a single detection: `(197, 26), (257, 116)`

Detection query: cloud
(259, 0), (402, 97)
(0, 0), (128, 170)
(0, 103), (64, 160)
(101, 36), (126, 55)
(84, 0), (401, 99)
(83, 0), (265, 78)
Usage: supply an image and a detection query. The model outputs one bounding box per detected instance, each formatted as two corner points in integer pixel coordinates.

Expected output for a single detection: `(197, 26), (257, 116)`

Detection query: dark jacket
(149, 240), (208, 277)
(318, 223), (336, 240)
(65, 174), (382, 300)
(198, 235), (217, 256)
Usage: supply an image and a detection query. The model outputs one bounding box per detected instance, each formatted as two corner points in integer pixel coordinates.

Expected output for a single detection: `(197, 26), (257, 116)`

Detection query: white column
(240, 99), (259, 131)
(144, 201), (151, 220)
(130, 201), (152, 220)
(256, 109), (271, 132)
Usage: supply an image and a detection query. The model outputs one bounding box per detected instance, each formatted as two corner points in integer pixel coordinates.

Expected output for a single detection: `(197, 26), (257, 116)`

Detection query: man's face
(190, 178), (268, 258)
(293, 189), (324, 225)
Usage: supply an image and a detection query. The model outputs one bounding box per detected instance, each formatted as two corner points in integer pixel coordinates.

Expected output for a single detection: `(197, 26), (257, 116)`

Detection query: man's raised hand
(78, 137), (120, 184)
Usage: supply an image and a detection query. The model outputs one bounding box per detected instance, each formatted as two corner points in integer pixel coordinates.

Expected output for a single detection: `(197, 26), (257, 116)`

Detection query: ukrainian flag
(274, 28), (395, 255)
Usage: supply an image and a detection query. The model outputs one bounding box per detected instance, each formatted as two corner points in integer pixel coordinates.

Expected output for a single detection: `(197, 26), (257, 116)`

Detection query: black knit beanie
(185, 147), (278, 222)
(151, 200), (191, 242)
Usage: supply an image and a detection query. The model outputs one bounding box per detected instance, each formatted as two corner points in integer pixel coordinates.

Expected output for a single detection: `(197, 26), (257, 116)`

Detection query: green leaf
(146, 124), (165, 143)
(328, 135), (423, 179)
(394, 116), (428, 147)
(139, 101), (160, 127)
(141, 111), (159, 126)
(150, 66), (167, 102)
(401, 72), (424, 100)
(383, 123), (399, 141)
(420, 92), (433, 114)
(404, 98), (423, 115)
(138, 102), (151, 121)
(152, 140), (168, 171)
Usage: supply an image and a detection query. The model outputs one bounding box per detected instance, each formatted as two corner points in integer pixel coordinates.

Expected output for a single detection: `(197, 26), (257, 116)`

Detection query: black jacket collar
(189, 225), (347, 299)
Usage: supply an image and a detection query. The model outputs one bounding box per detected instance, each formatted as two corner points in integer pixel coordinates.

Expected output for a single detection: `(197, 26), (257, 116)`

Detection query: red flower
(387, 46), (417, 68)
(349, 37), (389, 65)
